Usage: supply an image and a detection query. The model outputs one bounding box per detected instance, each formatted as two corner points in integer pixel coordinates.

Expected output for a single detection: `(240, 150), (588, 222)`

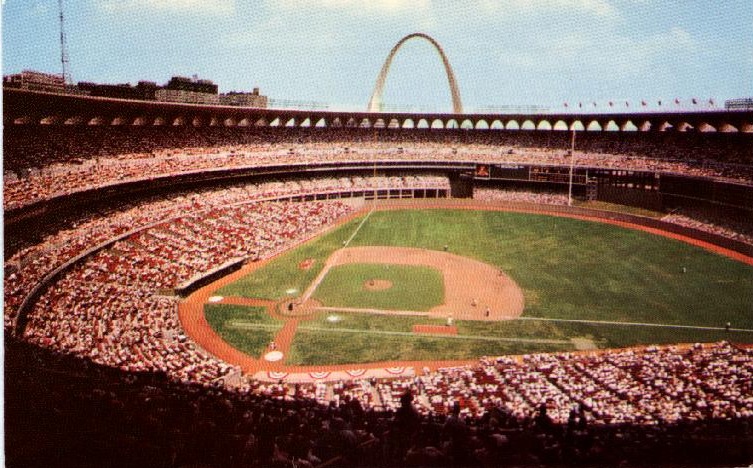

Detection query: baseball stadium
(4, 6), (753, 468)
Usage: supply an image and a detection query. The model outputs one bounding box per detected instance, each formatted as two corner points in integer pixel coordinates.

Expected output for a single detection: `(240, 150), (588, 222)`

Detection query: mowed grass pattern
(210, 209), (753, 364)
(312, 264), (444, 311)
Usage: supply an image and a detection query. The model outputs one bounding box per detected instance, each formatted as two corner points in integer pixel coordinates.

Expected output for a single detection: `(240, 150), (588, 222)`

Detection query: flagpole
(568, 124), (576, 206)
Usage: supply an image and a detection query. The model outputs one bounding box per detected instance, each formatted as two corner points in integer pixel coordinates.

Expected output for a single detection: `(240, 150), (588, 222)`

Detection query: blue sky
(3, 0), (752, 112)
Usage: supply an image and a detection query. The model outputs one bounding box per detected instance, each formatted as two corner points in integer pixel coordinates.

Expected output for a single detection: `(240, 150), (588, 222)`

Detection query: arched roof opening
(570, 121), (585, 131)
(586, 121), (602, 131)
(621, 121), (638, 131)
(553, 120), (569, 131)
(537, 120), (552, 130)
(64, 116), (85, 125)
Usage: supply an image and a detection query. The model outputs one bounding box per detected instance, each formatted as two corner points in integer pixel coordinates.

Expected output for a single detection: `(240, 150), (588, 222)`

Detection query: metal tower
(58, 0), (71, 85)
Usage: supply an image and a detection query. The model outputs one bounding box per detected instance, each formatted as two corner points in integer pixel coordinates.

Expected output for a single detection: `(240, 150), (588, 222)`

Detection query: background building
(219, 88), (268, 107)
(3, 70), (66, 93)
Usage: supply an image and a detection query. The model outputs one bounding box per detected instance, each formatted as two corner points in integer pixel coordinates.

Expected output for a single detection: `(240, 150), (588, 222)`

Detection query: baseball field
(197, 207), (753, 367)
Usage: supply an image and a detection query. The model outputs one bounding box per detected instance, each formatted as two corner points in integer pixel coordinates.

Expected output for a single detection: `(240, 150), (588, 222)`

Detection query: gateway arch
(367, 33), (463, 114)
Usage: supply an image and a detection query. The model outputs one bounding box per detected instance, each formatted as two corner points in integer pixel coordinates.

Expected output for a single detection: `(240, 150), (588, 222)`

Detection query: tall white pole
(568, 124), (576, 206)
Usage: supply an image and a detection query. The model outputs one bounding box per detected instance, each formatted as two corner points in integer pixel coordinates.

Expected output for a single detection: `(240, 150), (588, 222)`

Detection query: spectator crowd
(5, 126), (753, 210)
(6, 336), (752, 467)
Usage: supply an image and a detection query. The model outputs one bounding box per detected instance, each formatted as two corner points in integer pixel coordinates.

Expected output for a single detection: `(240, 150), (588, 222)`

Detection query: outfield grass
(286, 328), (573, 365)
(204, 304), (283, 358)
(312, 264), (444, 311)
(211, 208), (753, 364)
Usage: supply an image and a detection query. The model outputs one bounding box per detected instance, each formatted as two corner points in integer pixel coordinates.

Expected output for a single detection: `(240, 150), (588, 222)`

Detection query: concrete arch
(402, 118), (415, 129)
(461, 119), (474, 129)
(13, 116), (34, 125)
(431, 118), (444, 129)
(446, 119), (459, 129)
(586, 121), (602, 131)
(475, 120), (489, 129)
(603, 120), (619, 131)
(552, 120), (568, 131)
(87, 116), (106, 126)
(417, 118), (429, 129)
(64, 116), (85, 125)
(490, 120), (504, 130)
(571, 121), (585, 131)
(506, 120), (520, 130)
(521, 119), (536, 130)
(367, 33), (463, 113)
(718, 123), (739, 133)
(697, 122), (716, 132)
(620, 121), (638, 131)
(537, 120), (552, 130)
(41, 115), (64, 125)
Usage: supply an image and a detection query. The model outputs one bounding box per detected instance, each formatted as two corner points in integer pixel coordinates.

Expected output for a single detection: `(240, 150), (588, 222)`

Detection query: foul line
(343, 204), (376, 248)
(300, 206), (376, 303)
(228, 322), (571, 344)
(518, 316), (753, 333)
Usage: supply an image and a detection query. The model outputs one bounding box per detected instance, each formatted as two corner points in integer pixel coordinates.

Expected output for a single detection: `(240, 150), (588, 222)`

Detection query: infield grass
(312, 264), (444, 311)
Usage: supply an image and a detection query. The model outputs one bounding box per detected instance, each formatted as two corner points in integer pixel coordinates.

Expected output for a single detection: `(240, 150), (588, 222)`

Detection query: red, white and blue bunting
(309, 371), (331, 380)
(267, 371), (288, 380)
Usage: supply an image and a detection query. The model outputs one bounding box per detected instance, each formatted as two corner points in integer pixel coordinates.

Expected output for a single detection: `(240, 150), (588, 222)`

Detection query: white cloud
(96, 0), (235, 16)
(479, 0), (617, 18)
(272, 0), (432, 15)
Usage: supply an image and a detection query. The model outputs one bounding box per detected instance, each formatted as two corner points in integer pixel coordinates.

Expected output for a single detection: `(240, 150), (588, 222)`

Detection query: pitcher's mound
(364, 279), (393, 291)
